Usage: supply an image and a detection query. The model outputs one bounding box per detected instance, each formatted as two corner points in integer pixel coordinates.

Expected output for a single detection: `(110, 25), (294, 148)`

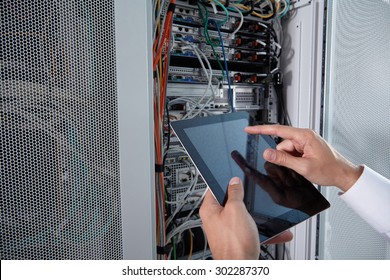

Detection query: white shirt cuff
(339, 165), (390, 240)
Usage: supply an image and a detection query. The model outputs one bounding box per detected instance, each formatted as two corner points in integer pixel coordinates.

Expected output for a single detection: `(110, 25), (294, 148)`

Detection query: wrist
(338, 164), (364, 192)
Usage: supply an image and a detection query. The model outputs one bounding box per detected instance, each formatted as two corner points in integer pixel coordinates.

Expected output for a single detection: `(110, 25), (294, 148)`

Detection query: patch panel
(202, 46), (230, 60)
(173, 4), (236, 31)
(175, 5), (198, 17)
(199, 29), (231, 45)
(173, 36), (233, 58)
(167, 83), (221, 97)
(168, 74), (220, 84)
(169, 66), (268, 86)
(229, 85), (266, 111)
(168, 99), (230, 118)
(168, 82), (229, 100)
(171, 47), (198, 58)
(172, 24), (199, 35)
(174, 33), (201, 43)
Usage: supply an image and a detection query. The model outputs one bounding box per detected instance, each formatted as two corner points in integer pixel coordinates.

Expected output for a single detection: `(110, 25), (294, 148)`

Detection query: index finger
(245, 125), (305, 142)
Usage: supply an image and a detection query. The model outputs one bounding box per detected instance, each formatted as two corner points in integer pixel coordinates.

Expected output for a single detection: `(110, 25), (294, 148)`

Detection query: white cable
(168, 97), (198, 105)
(210, 1), (218, 14)
(256, 39), (268, 47)
(272, 11), (283, 44)
(277, 0), (288, 16)
(164, 146), (187, 155)
(267, 0), (274, 13)
(183, 189), (207, 223)
(166, 219), (203, 243)
(181, 44), (214, 119)
(181, 43), (217, 119)
(170, 39), (223, 119)
(229, 4), (244, 36)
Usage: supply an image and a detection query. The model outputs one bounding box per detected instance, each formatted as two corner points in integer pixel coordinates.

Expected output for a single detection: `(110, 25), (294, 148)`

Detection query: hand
(199, 177), (260, 259)
(199, 177), (293, 260)
(231, 150), (326, 216)
(245, 125), (363, 192)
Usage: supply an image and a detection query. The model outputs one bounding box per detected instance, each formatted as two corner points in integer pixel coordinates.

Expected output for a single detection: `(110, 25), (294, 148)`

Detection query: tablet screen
(170, 111), (330, 242)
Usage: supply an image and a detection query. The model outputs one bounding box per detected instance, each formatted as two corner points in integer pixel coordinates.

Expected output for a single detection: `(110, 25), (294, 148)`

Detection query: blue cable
(210, 19), (234, 111)
(279, 0), (290, 18)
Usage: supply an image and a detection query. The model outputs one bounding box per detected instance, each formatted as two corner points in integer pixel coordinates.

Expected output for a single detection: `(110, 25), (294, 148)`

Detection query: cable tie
(156, 245), (170, 255)
(156, 246), (166, 255)
(155, 164), (164, 173)
(167, 3), (176, 13)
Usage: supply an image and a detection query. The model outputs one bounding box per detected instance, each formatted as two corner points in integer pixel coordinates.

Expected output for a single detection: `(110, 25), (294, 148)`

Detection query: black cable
(242, 0), (254, 16)
(260, 245), (275, 260)
(253, 0), (262, 8)
(164, 101), (171, 153)
(274, 78), (291, 126)
(163, 101), (172, 212)
(268, 24), (279, 44)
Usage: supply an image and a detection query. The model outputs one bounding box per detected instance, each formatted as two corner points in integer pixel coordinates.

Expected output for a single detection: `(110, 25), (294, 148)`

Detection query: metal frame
(280, 0), (326, 259)
(113, 0), (327, 260)
(115, 0), (156, 259)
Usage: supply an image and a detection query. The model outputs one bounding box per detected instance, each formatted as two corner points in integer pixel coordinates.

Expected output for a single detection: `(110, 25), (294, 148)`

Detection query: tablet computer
(170, 111), (330, 242)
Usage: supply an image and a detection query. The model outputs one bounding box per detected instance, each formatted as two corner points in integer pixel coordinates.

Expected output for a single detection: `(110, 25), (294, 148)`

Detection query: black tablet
(170, 111), (330, 242)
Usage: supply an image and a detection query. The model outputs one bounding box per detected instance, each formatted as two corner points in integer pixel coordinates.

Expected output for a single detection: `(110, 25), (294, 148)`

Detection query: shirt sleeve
(339, 165), (390, 240)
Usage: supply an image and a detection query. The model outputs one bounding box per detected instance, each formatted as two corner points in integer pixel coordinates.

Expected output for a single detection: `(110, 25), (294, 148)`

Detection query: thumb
(263, 148), (304, 173)
(226, 177), (244, 203)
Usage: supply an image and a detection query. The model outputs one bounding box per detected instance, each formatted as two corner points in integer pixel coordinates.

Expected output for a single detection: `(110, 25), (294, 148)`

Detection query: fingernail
(229, 177), (241, 186)
(265, 149), (276, 161)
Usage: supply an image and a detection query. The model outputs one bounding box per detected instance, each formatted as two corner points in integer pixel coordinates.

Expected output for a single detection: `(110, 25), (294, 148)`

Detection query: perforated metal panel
(320, 0), (390, 259)
(1, 0), (122, 259)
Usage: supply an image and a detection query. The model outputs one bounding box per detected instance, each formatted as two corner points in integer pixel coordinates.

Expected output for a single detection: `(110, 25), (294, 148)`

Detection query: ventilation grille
(1, 0), (122, 259)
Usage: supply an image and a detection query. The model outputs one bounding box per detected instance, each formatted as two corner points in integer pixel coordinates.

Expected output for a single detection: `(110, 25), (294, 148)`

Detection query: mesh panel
(1, 0), (122, 259)
(321, 0), (390, 259)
